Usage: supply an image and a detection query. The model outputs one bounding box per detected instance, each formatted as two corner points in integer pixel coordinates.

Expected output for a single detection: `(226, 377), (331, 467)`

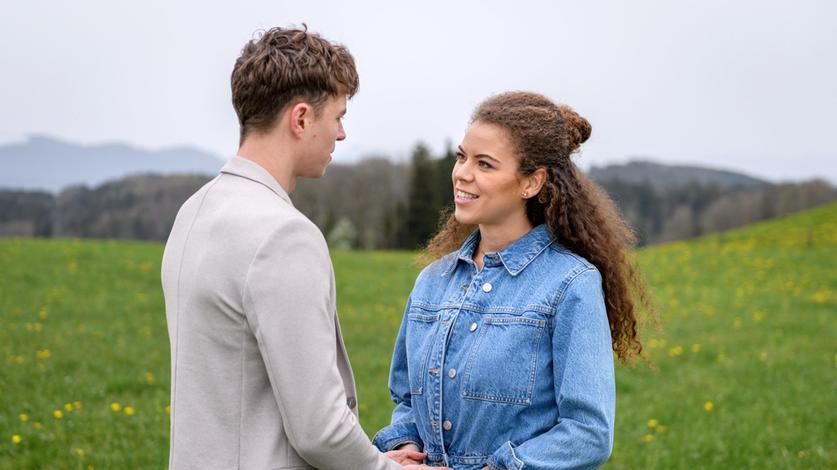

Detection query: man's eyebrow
(459, 145), (500, 163)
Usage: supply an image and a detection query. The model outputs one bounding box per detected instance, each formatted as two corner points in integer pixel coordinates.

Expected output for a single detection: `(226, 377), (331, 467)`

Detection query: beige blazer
(161, 156), (401, 470)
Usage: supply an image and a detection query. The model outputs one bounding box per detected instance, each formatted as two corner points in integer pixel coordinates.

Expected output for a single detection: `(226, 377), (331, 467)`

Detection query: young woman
(373, 92), (648, 470)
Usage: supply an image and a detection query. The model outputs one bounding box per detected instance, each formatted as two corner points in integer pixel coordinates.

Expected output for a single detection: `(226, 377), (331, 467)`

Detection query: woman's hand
(385, 443), (425, 465)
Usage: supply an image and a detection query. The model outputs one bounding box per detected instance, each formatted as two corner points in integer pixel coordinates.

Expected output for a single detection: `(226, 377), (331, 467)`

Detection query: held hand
(385, 444), (425, 465)
(404, 465), (452, 470)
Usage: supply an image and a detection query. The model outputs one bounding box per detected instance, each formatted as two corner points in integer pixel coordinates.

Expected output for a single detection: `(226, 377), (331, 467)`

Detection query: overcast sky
(3, 0), (836, 182)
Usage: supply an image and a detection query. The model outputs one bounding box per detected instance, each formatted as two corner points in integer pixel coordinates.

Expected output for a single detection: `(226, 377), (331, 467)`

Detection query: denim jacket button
(482, 282), (492, 293)
(469, 322), (478, 332)
(447, 368), (457, 378)
(442, 420), (452, 431)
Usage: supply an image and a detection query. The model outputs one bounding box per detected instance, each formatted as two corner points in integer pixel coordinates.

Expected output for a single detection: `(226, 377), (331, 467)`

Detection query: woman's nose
(452, 161), (473, 182)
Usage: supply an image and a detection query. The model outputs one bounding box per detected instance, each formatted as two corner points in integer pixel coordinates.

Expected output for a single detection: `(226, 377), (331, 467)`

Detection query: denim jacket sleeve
(487, 268), (616, 470)
(372, 296), (424, 452)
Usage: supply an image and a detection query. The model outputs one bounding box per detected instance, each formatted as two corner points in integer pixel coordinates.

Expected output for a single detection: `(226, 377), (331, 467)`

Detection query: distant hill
(588, 160), (768, 189)
(1, 135), (225, 192)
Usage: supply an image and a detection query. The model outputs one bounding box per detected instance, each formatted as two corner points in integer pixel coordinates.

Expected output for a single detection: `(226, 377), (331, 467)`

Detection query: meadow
(1, 203), (835, 469)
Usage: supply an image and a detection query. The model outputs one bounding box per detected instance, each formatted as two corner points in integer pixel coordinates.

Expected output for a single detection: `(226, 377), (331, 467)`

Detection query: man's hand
(385, 443), (452, 469)
(385, 444), (425, 465)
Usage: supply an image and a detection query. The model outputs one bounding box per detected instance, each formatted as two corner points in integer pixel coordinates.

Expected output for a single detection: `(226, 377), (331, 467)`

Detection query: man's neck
(237, 135), (298, 193)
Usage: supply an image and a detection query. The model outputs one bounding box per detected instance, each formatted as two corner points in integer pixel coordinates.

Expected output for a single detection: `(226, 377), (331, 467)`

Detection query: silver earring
(521, 192), (528, 198)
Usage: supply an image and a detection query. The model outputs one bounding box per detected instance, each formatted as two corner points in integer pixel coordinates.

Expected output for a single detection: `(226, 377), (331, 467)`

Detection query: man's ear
(288, 102), (313, 138)
(523, 168), (547, 199)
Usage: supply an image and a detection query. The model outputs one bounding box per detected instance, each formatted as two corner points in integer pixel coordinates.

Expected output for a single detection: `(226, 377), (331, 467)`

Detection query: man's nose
(336, 122), (346, 141)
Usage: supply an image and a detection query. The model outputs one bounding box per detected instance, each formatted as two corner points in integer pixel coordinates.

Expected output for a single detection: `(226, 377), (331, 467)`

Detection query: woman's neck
(478, 216), (534, 253)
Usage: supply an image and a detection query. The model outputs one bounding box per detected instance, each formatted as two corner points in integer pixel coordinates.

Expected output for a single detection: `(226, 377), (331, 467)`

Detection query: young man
(161, 27), (438, 470)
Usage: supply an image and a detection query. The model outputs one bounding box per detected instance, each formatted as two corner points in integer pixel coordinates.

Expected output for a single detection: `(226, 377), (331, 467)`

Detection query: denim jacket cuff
(486, 441), (525, 470)
(372, 421), (423, 452)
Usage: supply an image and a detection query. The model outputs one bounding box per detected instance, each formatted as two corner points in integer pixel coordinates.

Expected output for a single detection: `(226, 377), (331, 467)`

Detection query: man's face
(297, 94), (347, 178)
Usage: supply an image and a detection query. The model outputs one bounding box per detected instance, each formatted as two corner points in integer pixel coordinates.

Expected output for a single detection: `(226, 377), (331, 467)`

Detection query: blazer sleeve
(242, 218), (401, 470)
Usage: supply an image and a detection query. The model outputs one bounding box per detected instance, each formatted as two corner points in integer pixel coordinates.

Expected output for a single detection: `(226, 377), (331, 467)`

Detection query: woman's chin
(453, 210), (477, 225)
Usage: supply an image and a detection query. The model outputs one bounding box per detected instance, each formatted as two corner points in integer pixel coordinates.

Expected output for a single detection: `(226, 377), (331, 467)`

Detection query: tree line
(2, 144), (835, 249)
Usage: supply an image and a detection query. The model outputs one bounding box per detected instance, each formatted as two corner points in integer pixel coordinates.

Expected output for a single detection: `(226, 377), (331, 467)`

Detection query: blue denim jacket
(373, 224), (615, 470)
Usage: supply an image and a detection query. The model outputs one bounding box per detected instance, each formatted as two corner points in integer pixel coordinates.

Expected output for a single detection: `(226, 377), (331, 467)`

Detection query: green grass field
(1, 203), (835, 469)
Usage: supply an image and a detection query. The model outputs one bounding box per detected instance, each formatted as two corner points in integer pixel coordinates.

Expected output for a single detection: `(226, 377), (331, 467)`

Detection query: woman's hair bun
(560, 106), (592, 148)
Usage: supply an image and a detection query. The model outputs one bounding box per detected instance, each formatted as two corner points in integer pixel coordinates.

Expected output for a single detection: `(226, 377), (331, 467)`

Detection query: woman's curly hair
(425, 91), (653, 361)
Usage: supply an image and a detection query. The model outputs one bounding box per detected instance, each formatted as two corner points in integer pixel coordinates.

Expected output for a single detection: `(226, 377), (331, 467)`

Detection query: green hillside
(1, 203), (835, 469)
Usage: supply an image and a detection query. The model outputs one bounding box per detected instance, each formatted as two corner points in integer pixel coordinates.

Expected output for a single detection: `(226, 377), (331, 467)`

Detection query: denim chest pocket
(461, 315), (546, 406)
(405, 311), (441, 395)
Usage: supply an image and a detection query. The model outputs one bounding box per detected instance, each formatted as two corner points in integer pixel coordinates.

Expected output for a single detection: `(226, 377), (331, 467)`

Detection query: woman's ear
(522, 168), (547, 199)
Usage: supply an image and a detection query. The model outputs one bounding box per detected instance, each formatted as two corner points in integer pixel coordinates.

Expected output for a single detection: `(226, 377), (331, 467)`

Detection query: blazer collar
(442, 224), (554, 277)
(220, 156), (293, 206)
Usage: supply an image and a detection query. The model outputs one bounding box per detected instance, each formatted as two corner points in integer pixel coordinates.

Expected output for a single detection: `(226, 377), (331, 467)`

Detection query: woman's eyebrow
(458, 145), (500, 163)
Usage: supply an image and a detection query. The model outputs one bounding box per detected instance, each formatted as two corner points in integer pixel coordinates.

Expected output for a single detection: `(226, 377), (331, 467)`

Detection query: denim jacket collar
(443, 224), (554, 277)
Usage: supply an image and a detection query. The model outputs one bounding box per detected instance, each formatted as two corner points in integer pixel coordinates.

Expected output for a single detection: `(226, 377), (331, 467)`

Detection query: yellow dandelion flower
(145, 372), (155, 384)
(811, 291), (828, 304)
(39, 307), (48, 320)
(704, 401), (714, 412)
(798, 450), (808, 458)
(648, 339), (659, 349)
(14, 355), (25, 364)
(643, 434), (654, 443)
(668, 346), (684, 357)
(74, 448), (85, 458)
(36, 349), (51, 360)
(691, 344), (701, 353)
(64, 403), (73, 412)
(124, 406), (135, 416)
(12, 434), (22, 444)
(33, 422), (43, 430)
(165, 405), (171, 414)
(759, 351), (768, 362)
(110, 402), (121, 412)
(68, 260), (78, 273)
(647, 419), (658, 429)
(656, 425), (667, 433)
(88, 465), (94, 470)
(19, 413), (29, 422)
(752, 310), (765, 322)
(733, 318), (742, 329)
(73, 401), (82, 410)
(53, 410), (63, 419)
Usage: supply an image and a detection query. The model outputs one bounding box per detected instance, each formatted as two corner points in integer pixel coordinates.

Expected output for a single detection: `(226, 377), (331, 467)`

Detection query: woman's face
(452, 121), (531, 227)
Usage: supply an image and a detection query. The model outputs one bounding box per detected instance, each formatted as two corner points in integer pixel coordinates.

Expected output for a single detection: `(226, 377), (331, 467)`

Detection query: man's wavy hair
(231, 25), (359, 143)
(425, 91), (653, 362)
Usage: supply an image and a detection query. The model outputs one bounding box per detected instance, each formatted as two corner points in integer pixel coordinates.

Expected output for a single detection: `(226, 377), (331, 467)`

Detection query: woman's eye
(478, 160), (493, 169)
(455, 153), (466, 161)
